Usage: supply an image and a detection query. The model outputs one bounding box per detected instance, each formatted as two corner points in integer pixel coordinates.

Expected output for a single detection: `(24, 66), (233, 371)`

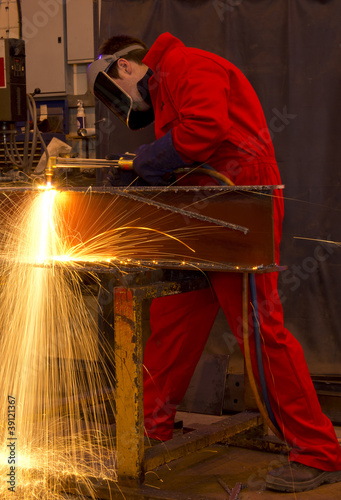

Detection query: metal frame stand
(112, 270), (267, 488)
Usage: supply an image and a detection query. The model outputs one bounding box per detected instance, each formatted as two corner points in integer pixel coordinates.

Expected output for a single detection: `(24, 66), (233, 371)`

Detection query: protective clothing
(143, 33), (274, 180)
(142, 33), (341, 472)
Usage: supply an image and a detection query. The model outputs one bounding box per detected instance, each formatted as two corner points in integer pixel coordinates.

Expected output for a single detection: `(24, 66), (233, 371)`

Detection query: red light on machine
(0, 57), (6, 88)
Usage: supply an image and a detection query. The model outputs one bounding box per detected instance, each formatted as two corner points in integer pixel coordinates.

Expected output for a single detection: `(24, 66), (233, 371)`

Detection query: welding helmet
(87, 45), (154, 130)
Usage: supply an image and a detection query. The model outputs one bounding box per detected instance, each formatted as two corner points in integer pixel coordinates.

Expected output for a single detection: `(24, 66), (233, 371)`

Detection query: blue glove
(133, 130), (189, 185)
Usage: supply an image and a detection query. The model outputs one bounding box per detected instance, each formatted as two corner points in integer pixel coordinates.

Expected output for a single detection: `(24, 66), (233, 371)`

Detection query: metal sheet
(0, 186), (278, 271)
(177, 352), (229, 415)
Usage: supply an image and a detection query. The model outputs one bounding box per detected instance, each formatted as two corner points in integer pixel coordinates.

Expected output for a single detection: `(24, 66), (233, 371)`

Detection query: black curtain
(96, 0), (341, 375)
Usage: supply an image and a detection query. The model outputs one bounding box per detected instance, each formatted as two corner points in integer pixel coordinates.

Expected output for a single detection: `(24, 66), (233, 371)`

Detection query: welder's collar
(137, 68), (153, 107)
(143, 33), (185, 72)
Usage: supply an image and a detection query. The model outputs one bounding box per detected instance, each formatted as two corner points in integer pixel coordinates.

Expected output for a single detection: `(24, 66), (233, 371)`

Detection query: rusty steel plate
(0, 186), (281, 272)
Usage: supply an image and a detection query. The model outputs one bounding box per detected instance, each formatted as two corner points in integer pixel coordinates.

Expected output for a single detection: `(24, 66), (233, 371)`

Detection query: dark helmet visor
(87, 47), (154, 130)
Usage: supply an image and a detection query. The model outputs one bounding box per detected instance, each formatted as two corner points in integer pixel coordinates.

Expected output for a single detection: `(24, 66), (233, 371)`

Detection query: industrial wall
(96, 0), (341, 375)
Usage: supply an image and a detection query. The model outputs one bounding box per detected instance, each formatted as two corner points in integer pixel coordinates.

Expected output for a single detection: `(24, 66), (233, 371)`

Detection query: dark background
(95, 0), (341, 375)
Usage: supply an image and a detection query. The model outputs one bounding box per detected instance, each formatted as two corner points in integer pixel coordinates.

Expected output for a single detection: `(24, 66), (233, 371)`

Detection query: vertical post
(114, 287), (144, 485)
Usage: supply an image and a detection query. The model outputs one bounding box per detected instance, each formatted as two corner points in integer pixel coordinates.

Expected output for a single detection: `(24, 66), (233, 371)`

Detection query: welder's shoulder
(186, 47), (247, 79)
(165, 46), (229, 81)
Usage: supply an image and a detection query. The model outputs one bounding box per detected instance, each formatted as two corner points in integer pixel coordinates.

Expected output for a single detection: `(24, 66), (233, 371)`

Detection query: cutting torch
(45, 154), (135, 185)
(45, 154), (234, 187)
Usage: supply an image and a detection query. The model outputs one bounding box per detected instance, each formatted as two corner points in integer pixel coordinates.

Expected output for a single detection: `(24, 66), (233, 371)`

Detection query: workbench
(63, 261), (279, 500)
(104, 267), (275, 489)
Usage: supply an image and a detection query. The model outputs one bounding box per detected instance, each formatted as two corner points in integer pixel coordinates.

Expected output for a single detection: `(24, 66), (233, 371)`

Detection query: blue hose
(249, 273), (281, 431)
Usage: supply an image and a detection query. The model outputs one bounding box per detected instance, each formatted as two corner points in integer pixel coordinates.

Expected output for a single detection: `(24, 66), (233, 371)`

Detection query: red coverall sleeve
(163, 51), (232, 163)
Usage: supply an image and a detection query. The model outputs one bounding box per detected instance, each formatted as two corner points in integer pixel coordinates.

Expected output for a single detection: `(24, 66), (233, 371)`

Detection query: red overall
(142, 33), (341, 471)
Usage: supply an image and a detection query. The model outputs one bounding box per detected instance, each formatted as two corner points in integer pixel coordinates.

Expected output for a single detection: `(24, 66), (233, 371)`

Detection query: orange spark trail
(0, 190), (117, 499)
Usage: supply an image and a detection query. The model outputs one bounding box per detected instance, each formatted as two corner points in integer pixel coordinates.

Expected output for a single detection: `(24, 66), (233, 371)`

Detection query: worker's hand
(133, 130), (189, 185)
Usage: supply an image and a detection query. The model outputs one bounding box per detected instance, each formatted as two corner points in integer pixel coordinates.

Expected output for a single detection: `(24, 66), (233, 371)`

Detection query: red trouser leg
(144, 275), (341, 469)
(210, 270), (341, 471)
(143, 287), (220, 440)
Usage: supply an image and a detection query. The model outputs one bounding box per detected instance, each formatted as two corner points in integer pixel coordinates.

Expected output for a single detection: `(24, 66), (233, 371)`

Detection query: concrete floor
(143, 414), (341, 499)
(144, 443), (341, 499)
(60, 414), (340, 499)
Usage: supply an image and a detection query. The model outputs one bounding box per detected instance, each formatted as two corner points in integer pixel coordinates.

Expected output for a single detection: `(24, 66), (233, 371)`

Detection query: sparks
(0, 188), (213, 499)
(0, 190), (117, 499)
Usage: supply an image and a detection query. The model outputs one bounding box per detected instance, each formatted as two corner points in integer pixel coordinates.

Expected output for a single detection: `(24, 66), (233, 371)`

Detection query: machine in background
(0, 38), (26, 125)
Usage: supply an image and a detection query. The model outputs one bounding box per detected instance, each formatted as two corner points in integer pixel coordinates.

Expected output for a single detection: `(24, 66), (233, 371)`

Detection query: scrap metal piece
(229, 482), (243, 500)
(217, 478), (243, 499)
(217, 477), (232, 495)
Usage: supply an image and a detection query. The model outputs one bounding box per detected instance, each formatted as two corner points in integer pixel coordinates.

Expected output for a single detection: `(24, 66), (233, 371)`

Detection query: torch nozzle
(45, 156), (56, 187)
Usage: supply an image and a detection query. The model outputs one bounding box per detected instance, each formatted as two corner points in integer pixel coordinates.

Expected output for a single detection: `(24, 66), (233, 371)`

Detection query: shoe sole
(266, 470), (341, 493)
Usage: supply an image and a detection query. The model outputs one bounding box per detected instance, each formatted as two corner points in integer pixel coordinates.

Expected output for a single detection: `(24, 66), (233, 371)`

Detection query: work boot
(266, 461), (341, 492)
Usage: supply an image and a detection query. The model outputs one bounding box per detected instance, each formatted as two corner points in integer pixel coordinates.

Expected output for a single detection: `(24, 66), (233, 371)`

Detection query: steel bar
(115, 189), (249, 233)
(144, 411), (262, 471)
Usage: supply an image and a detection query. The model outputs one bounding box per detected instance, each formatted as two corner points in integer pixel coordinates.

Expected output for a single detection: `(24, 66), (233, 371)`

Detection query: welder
(87, 33), (341, 493)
